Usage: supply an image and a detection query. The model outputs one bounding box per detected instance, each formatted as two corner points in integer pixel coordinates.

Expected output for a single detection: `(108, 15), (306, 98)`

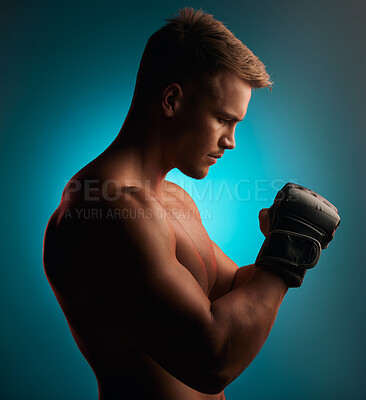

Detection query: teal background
(1, 0), (365, 399)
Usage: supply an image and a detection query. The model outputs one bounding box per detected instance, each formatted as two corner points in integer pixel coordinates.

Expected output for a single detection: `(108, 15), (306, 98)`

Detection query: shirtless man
(43, 8), (340, 400)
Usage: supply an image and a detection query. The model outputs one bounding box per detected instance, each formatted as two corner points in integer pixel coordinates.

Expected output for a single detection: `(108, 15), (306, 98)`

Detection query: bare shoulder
(109, 186), (175, 246)
(83, 184), (174, 241)
(43, 185), (177, 292)
(46, 183), (173, 252)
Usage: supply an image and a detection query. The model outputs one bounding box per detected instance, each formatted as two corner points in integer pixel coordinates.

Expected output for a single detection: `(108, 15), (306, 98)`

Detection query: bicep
(124, 251), (215, 378)
(101, 196), (218, 391)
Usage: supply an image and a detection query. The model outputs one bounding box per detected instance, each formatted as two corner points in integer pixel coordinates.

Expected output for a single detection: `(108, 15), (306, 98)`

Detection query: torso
(43, 170), (226, 400)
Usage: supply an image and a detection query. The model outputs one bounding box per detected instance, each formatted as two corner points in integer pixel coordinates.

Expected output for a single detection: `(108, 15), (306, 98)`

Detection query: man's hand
(255, 183), (341, 287)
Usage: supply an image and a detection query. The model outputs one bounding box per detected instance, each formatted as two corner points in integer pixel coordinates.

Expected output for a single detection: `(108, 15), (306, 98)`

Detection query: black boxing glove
(255, 183), (340, 287)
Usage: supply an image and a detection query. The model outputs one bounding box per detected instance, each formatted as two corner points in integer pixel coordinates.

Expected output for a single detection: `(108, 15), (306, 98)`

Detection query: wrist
(255, 230), (321, 287)
(242, 266), (289, 305)
(255, 265), (290, 292)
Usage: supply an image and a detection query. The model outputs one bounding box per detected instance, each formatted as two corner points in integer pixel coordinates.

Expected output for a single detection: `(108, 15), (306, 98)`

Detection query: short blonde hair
(134, 7), (272, 103)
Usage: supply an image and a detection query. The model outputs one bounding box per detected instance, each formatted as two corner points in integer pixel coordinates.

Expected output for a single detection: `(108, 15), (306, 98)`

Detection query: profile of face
(162, 69), (252, 179)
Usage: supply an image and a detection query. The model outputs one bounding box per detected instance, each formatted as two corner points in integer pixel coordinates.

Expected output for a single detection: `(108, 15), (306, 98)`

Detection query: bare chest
(163, 201), (217, 296)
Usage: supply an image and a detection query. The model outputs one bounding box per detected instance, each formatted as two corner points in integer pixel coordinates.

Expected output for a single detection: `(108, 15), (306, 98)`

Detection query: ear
(161, 83), (183, 118)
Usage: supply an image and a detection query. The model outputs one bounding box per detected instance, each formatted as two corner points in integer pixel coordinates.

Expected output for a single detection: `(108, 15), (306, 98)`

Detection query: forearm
(230, 264), (256, 290)
(209, 267), (288, 387)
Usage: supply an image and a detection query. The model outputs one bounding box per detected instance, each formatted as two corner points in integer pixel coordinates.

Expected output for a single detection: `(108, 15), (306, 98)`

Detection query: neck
(102, 105), (175, 199)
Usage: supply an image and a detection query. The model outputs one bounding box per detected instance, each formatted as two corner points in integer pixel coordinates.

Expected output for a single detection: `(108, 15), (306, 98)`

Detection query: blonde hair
(134, 7), (272, 104)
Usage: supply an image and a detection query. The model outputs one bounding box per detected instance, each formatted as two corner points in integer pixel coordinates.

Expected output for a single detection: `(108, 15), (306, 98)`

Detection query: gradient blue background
(1, 0), (365, 398)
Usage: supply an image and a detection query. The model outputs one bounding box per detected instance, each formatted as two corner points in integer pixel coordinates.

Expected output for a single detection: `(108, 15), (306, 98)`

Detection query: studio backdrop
(1, 0), (365, 399)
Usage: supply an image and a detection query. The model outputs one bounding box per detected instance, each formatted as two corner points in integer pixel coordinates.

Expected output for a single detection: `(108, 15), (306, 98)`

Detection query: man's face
(172, 70), (252, 179)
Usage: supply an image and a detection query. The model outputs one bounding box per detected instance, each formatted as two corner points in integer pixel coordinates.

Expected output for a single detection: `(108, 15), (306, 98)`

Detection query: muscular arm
(96, 188), (287, 395)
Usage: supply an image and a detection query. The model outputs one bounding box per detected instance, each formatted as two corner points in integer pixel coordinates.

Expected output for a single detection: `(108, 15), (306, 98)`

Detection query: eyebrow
(220, 111), (244, 122)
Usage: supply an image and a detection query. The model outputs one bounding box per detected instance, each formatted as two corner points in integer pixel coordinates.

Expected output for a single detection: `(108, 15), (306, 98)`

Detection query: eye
(218, 118), (230, 124)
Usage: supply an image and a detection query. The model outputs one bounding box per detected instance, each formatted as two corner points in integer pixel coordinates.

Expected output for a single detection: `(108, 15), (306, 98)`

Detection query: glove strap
(255, 230), (321, 287)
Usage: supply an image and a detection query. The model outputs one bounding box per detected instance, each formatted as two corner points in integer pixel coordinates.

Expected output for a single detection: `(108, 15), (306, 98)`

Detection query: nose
(218, 129), (236, 150)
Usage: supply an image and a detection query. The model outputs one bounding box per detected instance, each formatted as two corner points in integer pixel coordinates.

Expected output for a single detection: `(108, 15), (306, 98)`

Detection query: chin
(178, 164), (209, 180)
